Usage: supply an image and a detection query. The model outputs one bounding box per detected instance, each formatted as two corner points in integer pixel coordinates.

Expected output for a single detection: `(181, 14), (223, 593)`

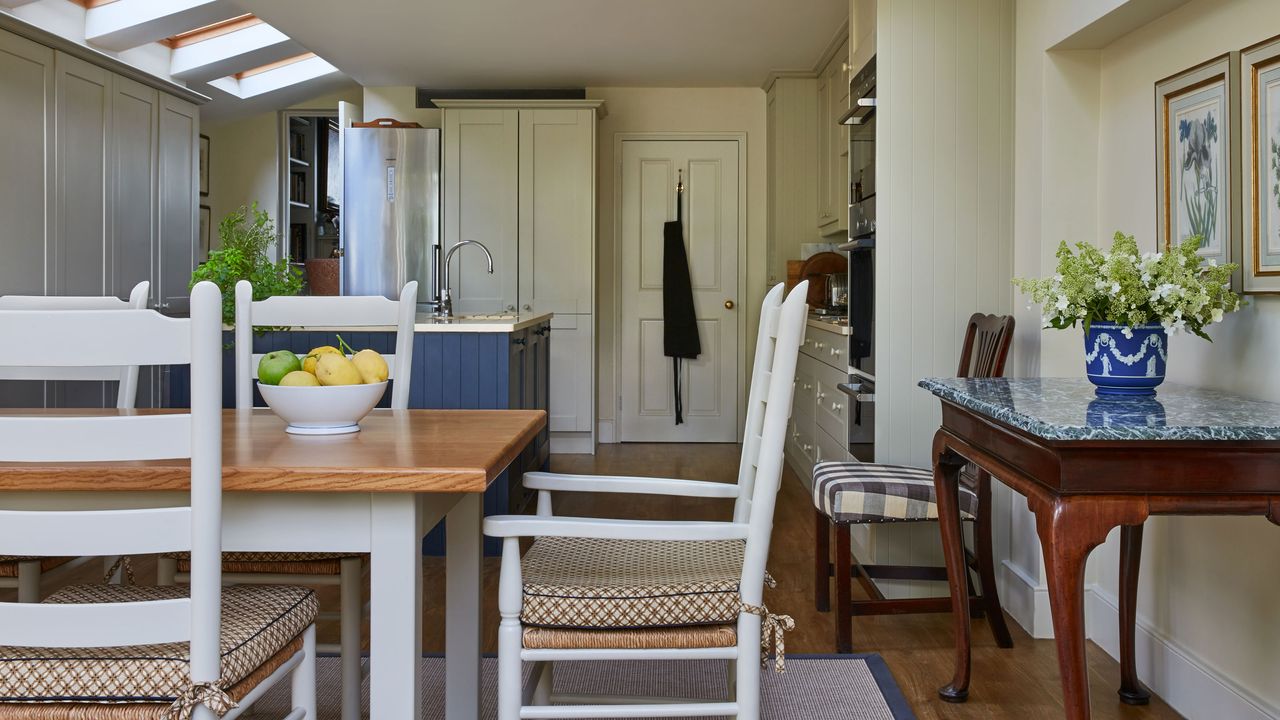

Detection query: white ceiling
(238, 0), (849, 89)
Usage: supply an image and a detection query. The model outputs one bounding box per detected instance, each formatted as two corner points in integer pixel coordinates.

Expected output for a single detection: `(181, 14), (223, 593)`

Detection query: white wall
(872, 0), (1015, 596)
(586, 87), (767, 443)
(1010, 0), (1280, 715)
(363, 85), (440, 128)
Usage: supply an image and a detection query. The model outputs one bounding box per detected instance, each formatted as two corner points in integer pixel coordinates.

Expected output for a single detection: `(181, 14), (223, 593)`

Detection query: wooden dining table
(920, 377), (1280, 720)
(0, 407), (547, 720)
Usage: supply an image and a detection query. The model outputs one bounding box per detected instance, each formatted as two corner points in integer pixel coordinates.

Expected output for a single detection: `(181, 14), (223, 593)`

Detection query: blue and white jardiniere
(1083, 322), (1167, 395)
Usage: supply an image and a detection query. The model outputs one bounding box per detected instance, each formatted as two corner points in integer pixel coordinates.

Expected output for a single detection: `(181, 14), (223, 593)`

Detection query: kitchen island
(172, 312), (553, 554)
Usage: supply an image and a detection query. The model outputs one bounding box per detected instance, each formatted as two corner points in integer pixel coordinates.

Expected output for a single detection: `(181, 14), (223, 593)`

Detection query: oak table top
(0, 408), (547, 494)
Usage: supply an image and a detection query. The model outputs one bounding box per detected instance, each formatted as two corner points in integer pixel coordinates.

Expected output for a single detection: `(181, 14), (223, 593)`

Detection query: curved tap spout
(437, 240), (496, 317)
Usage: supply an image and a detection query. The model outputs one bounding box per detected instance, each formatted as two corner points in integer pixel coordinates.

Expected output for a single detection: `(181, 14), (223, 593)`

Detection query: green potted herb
(1013, 232), (1241, 395)
(190, 203), (303, 325)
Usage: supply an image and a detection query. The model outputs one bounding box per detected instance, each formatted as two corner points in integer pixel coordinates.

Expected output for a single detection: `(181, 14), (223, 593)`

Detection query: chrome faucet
(436, 240), (495, 318)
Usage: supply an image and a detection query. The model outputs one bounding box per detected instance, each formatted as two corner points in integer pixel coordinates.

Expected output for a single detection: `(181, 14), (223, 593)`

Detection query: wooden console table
(920, 377), (1280, 720)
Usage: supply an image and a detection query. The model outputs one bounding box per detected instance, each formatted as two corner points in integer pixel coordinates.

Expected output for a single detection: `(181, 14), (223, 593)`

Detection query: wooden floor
(19, 442), (1183, 719)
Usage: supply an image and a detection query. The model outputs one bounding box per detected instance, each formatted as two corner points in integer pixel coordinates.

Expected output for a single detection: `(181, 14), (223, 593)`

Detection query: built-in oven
(838, 55), (876, 461)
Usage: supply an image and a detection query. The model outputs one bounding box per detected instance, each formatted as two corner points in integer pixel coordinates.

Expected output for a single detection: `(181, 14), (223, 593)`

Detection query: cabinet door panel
(816, 74), (831, 227)
(518, 108), (594, 315)
(547, 316), (592, 433)
(0, 29), (54, 298)
(443, 108), (519, 314)
(54, 52), (110, 297)
(110, 76), (158, 306)
(157, 94), (197, 315)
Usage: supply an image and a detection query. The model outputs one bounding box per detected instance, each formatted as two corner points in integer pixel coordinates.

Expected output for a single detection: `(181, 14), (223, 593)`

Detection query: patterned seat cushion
(0, 584), (316, 704)
(166, 551), (362, 576)
(813, 461), (979, 524)
(521, 538), (744, 629)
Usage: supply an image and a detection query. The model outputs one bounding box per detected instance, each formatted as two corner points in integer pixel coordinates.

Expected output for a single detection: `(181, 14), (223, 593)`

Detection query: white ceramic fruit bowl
(257, 381), (387, 435)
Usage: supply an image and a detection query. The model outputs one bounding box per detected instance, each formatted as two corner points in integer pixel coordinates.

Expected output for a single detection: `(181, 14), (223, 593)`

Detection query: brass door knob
(724, 300), (735, 310)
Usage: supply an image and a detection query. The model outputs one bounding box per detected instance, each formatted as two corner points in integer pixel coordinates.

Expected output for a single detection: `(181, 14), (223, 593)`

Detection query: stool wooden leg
(976, 471), (1013, 648)
(835, 523), (853, 654)
(815, 510), (831, 612)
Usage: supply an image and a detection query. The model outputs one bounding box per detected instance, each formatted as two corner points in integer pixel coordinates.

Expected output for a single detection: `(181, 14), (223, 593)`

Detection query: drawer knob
(832, 402), (843, 412)
(816, 392), (826, 402)
(815, 342), (825, 350)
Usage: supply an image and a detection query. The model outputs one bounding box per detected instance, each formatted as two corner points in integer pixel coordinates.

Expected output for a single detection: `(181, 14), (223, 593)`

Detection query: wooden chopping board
(797, 252), (848, 308)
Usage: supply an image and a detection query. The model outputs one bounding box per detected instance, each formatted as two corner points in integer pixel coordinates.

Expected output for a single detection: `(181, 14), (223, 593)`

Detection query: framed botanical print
(198, 134), (210, 197)
(1155, 53), (1241, 290)
(1242, 34), (1280, 293)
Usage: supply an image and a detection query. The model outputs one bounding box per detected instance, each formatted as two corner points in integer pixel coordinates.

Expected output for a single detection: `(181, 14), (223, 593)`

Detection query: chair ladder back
(234, 280), (418, 410)
(0, 282), (223, 665)
(957, 313), (1015, 379)
(0, 281), (149, 409)
(739, 282), (809, 602)
(732, 284), (786, 524)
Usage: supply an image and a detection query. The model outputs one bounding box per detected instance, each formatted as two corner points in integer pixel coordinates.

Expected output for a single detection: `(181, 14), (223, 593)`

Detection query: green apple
(258, 350), (301, 386)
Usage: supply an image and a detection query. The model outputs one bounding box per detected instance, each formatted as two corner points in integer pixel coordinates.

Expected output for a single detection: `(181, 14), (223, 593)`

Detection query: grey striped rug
(243, 655), (915, 719)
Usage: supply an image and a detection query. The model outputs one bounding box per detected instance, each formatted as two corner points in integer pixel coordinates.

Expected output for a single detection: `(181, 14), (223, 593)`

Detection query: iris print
(1178, 111), (1218, 249)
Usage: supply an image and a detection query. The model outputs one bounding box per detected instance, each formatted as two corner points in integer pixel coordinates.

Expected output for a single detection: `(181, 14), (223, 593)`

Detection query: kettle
(824, 272), (849, 311)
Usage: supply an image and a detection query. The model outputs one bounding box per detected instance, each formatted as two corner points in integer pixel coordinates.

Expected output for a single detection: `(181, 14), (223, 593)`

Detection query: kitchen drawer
(813, 423), (852, 465)
(815, 372), (851, 441)
(801, 325), (849, 372)
(794, 361), (818, 420)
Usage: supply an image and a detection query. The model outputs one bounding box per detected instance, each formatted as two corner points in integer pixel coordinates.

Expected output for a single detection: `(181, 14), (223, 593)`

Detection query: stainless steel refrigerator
(341, 126), (440, 305)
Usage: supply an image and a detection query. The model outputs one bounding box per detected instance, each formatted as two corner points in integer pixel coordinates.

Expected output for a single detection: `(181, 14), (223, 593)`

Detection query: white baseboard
(1000, 559), (1054, 638)
(549, 433), (595, 455)
(1085, 585), (1277, 720)
(596, 419), (616, 444)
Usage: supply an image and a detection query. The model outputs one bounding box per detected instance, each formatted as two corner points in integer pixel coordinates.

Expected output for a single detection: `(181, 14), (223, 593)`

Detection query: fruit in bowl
(256, 337), (390, 435)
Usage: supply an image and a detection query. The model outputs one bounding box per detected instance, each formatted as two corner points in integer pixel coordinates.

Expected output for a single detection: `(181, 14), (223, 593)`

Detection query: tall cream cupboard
(438, 100), (602, 454)
(0, 18), (204, 408)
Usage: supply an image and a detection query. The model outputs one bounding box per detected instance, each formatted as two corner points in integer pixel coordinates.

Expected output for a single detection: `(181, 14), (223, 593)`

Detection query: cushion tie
(740, 602), (795, 673)
(101, 555), (136, 585)
(165, 682), (238, 720)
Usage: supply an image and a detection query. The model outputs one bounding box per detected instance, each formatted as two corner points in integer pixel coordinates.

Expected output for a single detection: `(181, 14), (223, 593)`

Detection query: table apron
(0, 491), (459, 554)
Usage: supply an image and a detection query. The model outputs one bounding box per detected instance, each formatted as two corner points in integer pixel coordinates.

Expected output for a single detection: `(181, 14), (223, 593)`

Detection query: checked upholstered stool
(811, 313), (1017, 654)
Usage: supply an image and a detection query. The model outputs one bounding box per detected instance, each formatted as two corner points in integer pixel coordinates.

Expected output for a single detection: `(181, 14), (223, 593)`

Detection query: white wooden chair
(0, 281), (317, 720)
(0, 281), (149, 601)
(483, 281), (808, 720)
(159, 279), (417, 720)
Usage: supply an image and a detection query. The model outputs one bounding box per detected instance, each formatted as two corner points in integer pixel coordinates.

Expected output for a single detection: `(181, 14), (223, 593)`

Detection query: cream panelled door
(619, 140), (740, 442)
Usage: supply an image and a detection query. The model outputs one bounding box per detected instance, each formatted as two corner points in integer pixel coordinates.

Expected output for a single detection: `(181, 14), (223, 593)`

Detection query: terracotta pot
(305, 258), (340, 296)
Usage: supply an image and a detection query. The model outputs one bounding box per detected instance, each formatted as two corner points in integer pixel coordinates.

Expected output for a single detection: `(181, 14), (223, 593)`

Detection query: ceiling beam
(169, 21), (302, 82)
(85, 0), (242, 51)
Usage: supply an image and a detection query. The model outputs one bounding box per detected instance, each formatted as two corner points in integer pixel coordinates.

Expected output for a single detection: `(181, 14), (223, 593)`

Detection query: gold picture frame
(1155, 52), (1241, 291)
(1241, 33), (1280, 293)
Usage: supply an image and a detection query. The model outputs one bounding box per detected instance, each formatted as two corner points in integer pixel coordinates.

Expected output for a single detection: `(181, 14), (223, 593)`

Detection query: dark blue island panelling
(169, 321), (551, 556)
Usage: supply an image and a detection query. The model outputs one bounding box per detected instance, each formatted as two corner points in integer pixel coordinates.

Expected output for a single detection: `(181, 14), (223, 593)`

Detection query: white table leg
(370, 493), (423, 720)
(446, 492), (484, 720)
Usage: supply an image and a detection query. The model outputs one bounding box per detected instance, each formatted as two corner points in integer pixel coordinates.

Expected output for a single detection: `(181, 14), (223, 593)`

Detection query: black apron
(663, 176), (701, 425)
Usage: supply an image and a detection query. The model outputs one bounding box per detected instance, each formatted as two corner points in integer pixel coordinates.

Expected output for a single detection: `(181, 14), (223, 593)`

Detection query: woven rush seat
(813, 461), (979, 524)
(0, 557), (71, 578)
(166, 551), (362, 576)
(0, 584), (316, 706)
(521, 538), (745, 629)
(523, 624), (738, 650)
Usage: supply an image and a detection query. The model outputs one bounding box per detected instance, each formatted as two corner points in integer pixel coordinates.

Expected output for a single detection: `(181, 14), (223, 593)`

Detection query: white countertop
(806, 316), (851, 336)
(259, 312), (555, 334)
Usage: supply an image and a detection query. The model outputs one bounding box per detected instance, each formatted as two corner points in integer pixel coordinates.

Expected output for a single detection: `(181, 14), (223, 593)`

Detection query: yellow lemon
(315, 353), (362, 386)
(302, 345), (342, 374)
(352, 349), (389, 384)
(279, 370), (321, 387)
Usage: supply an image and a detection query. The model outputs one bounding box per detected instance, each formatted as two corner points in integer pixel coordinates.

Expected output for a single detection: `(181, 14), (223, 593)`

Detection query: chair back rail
(957, 313), (1015, 379)
(0, 282), (223, 682)
(739, 282), (809, 602)
(732, 283), (788, 524)
(234, 280), (418, 410)
(0, 281), (149, 408)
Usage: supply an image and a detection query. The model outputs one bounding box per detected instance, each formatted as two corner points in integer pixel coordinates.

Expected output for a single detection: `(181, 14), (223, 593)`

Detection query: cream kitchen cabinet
(817, 36), (851, 237)
(439, 99), (603, 453)
(785, 323), (854, 491)
(0, 20), (202, 410)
